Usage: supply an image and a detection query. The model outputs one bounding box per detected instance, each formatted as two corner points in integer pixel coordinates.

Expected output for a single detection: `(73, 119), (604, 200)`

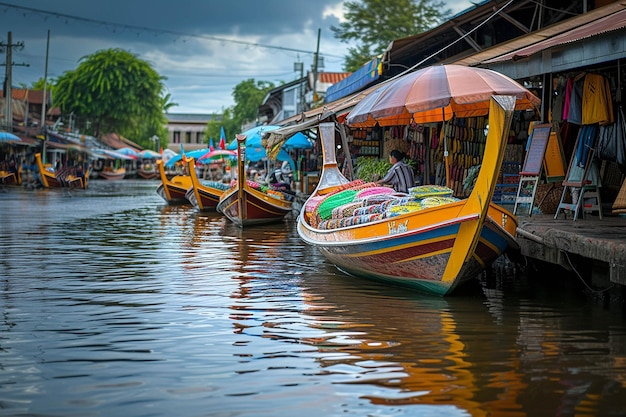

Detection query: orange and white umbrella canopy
(346, 64), (541, 127)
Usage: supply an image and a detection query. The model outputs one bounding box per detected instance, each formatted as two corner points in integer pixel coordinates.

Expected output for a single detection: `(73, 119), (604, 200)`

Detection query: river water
(1, 179), (625, 417)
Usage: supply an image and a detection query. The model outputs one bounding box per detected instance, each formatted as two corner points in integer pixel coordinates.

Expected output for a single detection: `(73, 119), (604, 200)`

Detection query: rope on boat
(515, 227), (544, 244)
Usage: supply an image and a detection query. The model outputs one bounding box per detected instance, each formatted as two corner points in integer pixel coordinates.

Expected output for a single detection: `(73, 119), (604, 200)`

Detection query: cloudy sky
(0, 0), (475, 114)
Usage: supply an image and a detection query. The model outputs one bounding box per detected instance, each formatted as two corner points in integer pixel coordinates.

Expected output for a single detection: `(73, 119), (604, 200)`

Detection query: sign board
(520, 123), (552, 176)
(543, 131), (566, 181)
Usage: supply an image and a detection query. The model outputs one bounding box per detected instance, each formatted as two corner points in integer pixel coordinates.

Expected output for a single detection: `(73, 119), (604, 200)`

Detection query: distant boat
(137, 162), (158, 180)
(216, 133), (294, 227)
(156, 159), (192, 204)
(34, 152), (90, 189)
(34, 152), (62, 188)
(184, 157), (229, 211)
(99, 166), (126, 180)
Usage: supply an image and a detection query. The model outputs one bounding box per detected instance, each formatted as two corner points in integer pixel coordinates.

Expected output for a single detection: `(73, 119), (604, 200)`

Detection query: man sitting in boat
(269, 166), (290, 190)
(267, 165), (296, 201)
(377, 150), (415, 193)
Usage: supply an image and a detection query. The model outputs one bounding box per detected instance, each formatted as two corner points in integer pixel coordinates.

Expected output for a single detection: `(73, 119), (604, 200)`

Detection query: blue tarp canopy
(164, 148), (211, 167)
(325, 57), (382, 103)
(246, 147), (294, 171)
(0, 131), (22, 142)
(226, 125), (281, 150)
(282, 132), (313, 150)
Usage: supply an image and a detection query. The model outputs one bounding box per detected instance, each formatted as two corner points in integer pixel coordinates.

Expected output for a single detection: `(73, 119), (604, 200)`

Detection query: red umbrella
(346, 64), (540, 127)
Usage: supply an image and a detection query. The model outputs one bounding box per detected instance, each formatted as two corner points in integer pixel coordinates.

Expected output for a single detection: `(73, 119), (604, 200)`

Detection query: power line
(0, 2), (344, 59)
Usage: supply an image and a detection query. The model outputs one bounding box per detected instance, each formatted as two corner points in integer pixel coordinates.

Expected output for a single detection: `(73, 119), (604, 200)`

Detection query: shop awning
(264, 83), (382, 151)
(325, 57), (382, 103)
(481, 6), (626, 65)
(453, 2), (626, 67)
(93, 149), (137, 160)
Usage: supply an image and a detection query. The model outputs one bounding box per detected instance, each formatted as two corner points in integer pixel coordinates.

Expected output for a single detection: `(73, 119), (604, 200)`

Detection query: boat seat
(0, 171), (16, 184)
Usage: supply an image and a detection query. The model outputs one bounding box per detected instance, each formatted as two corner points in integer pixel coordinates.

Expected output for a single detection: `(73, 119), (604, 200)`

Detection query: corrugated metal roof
(455, 1), (626, 66)
(325, 58), (382, 103)
(318, 72), (351, 84)
(482, 6), (626, 64)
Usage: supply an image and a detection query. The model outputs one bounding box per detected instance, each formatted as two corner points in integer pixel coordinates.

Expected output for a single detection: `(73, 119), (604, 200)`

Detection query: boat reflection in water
(158, 205), (624, 417)
(250, 265), (621, 416)
(294, 277), (500, 415)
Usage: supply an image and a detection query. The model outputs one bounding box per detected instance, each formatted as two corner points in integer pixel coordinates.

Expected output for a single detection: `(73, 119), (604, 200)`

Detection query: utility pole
(41, 30), (50, 164)
(294, 59), (304, 113)
(312, 28), (321, 107)
(0, 32), (26, 132)
(41, 30), (50, 131)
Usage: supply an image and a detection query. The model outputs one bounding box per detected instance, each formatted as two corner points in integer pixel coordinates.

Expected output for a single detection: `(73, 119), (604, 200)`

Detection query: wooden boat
(156, 159), (192, 204)
(297, 97), (519, 296)
(35, 152), (62, 188)
(216, 133), (294, 227)
(34, 153), (90, 189)
(67, 166), (90, 189)
(137, 162), (158, 179)
(0, 163), (20, 186)
(99, 166), (126, 180)
(184, 157), (229, 211)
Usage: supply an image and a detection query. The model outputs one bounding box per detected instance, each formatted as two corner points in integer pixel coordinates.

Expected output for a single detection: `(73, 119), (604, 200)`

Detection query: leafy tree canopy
(54, 48), (175, 148)
(205, 108), (238, 148)
(22, 77), (56, 92)
(204, 79), (275, 146)
(231, 79), (275, 126)
(332, 0), (451, 72)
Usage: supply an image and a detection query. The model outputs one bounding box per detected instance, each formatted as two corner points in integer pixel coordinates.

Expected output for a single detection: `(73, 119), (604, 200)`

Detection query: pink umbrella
(197, 149), (237, 163)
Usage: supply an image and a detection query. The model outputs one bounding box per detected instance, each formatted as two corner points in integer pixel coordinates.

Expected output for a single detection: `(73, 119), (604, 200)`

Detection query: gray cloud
(0, 0), (473, 115)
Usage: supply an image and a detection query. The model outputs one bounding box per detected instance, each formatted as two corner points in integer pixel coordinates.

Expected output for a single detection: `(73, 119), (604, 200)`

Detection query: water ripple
(1, 183), (626, 416)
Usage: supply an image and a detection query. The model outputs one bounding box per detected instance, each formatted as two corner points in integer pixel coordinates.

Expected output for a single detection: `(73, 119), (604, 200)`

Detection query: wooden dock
(514, 211), (626, 290)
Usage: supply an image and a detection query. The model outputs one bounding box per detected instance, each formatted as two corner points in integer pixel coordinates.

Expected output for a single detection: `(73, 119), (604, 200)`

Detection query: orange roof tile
(318, 72), (351, 84)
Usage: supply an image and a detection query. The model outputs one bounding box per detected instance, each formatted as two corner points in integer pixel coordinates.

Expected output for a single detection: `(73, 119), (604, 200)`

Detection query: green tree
(54, 48), (174, 147)
(231, 79), (275, 127)
(331, 0), (451, 72)
(29, 77), (56, 91)
(205, 79), (275, 145)
(205, 108), (238, 148)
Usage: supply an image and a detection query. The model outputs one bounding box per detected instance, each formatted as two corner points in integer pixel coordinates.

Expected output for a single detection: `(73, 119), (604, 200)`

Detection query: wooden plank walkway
(514, 211), (626, 287)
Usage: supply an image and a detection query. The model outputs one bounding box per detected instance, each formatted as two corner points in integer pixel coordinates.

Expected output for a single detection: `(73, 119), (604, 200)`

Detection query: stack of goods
(305, 183), (460, 230)
(244, 180), (290, 201)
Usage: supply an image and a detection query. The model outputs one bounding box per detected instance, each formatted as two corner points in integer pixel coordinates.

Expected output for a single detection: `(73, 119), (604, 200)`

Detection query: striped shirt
(381, 161), (414, 193)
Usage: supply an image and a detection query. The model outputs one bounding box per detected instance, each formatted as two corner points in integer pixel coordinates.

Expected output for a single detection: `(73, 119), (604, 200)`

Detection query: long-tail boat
(35, 152), (62, 188)
(297, 97), (519, 296)
(216, 133), (294, 227)
(34, 152), (90, 189)
(184, 157), (229, 211)
(156, 159), (192, 204)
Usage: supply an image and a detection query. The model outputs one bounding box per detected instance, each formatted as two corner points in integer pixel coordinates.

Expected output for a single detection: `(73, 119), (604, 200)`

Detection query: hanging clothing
(567, 78), (583, 125)
(582, 73), (614, 125)
(562, 77), (573, 121)
(559, 121), (580, 162)
(551, 76), (566, 122)
(575, 124), (598, 168)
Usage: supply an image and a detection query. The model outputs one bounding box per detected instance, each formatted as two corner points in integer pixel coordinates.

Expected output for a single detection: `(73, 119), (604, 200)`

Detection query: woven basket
(535, 183), (564, 214)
